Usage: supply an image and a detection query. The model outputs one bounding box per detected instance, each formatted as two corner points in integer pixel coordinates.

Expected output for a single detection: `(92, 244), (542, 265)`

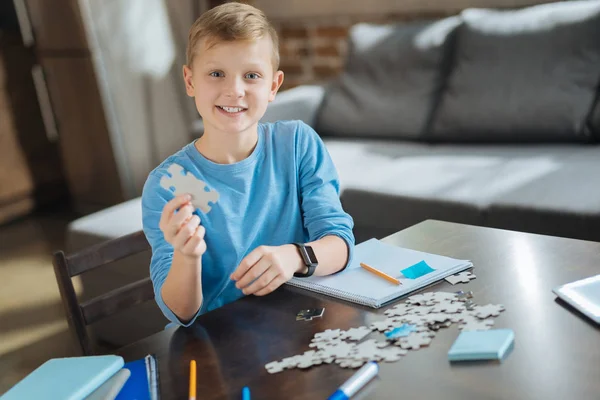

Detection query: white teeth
(220, 106), (244, 113)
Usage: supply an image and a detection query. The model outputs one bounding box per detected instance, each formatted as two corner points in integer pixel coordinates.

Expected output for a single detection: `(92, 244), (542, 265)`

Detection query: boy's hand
(231, 245), (304, 296)
(159, 194), (206, 259)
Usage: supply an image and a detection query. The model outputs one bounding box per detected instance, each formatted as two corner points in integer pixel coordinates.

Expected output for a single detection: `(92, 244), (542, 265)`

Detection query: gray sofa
(67, 0), (600, 348)
(263, 1), (600, 244)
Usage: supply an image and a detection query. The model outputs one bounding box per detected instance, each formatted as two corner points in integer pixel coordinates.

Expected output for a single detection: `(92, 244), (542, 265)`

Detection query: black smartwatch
(292, 243), (318, 277)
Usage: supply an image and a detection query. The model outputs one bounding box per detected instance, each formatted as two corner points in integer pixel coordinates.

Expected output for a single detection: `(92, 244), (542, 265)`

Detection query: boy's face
(183, 36), (284, 138)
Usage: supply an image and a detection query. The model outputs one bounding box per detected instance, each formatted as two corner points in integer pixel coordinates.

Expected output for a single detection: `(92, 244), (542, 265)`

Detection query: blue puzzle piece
(385, 324), (417, 340)
(401, 260), (435, 279)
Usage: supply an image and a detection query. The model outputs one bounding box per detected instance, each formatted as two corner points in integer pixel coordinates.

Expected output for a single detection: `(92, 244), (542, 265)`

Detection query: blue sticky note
(401, 260), (435, 279)
(385, 324), (416, 340)
(448, 329), (515, 362)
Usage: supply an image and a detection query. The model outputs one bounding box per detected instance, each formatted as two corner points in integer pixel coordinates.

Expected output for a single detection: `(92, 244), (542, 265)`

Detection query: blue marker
(327, 361), (379, 400)
(242, 386), (251, 400)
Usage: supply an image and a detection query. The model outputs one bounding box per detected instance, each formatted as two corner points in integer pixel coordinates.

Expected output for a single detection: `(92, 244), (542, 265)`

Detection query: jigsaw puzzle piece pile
(265, 291), (505, 373)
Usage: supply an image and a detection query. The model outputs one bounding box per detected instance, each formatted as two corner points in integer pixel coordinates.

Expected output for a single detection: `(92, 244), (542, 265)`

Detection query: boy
(142, 2), (354, 326)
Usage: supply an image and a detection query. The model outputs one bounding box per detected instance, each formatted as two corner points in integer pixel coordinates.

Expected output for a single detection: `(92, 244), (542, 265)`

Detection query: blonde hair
(186, 2), (280, 70)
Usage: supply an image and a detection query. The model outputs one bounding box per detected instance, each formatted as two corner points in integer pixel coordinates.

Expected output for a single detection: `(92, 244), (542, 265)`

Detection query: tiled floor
(0, 209), (81, 395)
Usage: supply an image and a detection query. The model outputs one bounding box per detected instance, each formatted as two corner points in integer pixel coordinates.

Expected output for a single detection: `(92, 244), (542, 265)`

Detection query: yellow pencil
(189, 360), (197, 400)
(360, 262), (401, 285)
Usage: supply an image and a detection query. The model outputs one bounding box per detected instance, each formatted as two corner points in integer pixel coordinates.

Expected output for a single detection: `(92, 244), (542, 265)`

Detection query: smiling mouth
(216, 105), (248, 113)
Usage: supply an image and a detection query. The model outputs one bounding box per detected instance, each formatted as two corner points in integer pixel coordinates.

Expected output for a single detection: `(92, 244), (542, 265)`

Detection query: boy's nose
(224, 77), (244, 98)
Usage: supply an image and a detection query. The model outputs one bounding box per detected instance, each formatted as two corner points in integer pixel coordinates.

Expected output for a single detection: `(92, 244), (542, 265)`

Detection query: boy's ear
(183, 65), (195, 97)
(268, 70), (285, 102)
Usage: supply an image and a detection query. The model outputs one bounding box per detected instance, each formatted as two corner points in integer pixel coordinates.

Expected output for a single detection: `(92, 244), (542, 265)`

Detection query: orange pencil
(189, 360), (197, 400)
(360, 262), (401, 285)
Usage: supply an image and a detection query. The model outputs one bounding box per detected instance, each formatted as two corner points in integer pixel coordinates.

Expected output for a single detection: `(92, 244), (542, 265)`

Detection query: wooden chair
(52, 230), (155, 356)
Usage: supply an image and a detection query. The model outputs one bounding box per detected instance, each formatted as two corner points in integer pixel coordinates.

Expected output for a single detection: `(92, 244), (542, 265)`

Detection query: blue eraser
(448, 329), (514, 362)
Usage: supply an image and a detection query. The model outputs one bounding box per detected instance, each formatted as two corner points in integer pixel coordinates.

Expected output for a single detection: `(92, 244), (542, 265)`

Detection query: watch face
(305, 245), (318, 265)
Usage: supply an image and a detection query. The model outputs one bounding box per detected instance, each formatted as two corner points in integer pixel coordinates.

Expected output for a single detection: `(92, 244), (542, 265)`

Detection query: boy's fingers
(243, 269), (279, 295)
(231, 247), (265, 281)
(182, 233), (201, 253)
(172, 206), (195, 233)
(164, 194), (192, 220)
(235, 257), (271, 289)
(253, 275), (284, 297)
(182, 224), (205, 252)
(172, 215), (200, 248)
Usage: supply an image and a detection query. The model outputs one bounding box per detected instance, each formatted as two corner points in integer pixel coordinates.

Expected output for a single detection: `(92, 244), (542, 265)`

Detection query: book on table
(1, 354), (159, 400)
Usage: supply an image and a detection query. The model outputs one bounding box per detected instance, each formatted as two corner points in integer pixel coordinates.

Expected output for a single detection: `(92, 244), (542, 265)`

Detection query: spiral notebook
(286, 238), (473, 308)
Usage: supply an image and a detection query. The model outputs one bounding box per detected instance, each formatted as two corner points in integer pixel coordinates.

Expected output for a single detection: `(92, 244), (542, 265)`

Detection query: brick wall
(254, 0), (552, 90)
(272, 13), (453, 91)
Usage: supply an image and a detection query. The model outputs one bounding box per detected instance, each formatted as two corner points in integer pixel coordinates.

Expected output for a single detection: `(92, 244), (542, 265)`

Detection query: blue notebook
(286, 238), (473, 307)
(115, 355), (159, 400)
(448, 329), (515, 362)
(1, 355), (124, 400)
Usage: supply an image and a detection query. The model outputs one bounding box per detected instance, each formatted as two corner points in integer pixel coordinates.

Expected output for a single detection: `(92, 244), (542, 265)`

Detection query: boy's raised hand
(231, 245), (304, 296)
(159, 194), (206, 259)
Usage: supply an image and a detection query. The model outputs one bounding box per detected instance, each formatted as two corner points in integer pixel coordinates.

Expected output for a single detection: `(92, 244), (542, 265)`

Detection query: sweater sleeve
(296, 121), (355, 270)
(141, 172), (202, 327)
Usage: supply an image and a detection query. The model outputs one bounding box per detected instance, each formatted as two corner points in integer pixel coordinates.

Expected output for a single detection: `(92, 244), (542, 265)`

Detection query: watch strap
(292, 243), (317, 277)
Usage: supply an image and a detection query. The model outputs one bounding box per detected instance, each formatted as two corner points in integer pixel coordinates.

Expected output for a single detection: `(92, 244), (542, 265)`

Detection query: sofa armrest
(261, 85), (325, 127)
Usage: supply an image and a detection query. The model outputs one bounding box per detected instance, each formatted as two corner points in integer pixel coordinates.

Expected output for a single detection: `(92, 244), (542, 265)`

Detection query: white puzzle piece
(445, 271), (476, 285)
(409, 305), (435, 315)
(312, 329), (342, 342)
(379, 346), (408, 362)
(317, 341), (355, 359)
(370, 320), (395, 332)
(384, 303), (414, 317)
(160, 164), (220, 213)
(265, 360), (287, 374)
(468, 304), (505, 319)
(397, 332), (434, 350)
(431, 300), (465, 314)
(459, 316), (495, 331)
(405, 293), (437, 306)
(340, 326), (372, 342)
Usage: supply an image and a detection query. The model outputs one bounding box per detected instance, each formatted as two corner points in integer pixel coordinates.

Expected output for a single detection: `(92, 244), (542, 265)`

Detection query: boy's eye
(209, 71), (224, 78)
(245, 72), (260, 80)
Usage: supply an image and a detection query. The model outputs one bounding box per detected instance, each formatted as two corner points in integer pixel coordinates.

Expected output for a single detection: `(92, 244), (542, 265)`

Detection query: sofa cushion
(315, 18), (461, 140)
(67, 197), (143, 250)
(485, 145), (600, 241)
(430, 1), (600, 143)
(324, 138), (600, 242)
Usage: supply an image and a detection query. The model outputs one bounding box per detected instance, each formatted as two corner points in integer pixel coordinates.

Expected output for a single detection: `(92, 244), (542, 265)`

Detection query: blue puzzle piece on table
(401, 260), (435, 279)
(385, 324), (417, 340)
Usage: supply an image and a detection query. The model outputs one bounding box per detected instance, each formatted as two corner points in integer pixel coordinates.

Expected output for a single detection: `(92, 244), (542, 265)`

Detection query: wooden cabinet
(22, 0), (88, 51)
(41, 57), (123, 206)
(14, 0), (125, 212)
(0, 33), (66, 224)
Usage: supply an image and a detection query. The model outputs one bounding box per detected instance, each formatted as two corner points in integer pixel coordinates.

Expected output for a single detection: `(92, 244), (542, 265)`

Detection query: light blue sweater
(141, 120), (354, 326)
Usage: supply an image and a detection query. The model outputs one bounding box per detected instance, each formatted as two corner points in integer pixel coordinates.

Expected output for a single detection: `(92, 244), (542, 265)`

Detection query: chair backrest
(52, 230), (154, 356)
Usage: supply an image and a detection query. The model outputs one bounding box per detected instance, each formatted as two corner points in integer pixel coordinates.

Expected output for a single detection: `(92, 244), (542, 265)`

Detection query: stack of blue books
(0, 354), (158, 400)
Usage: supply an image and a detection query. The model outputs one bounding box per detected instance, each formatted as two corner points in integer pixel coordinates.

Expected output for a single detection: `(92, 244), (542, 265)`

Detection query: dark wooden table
(117, 220), (600, 400)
